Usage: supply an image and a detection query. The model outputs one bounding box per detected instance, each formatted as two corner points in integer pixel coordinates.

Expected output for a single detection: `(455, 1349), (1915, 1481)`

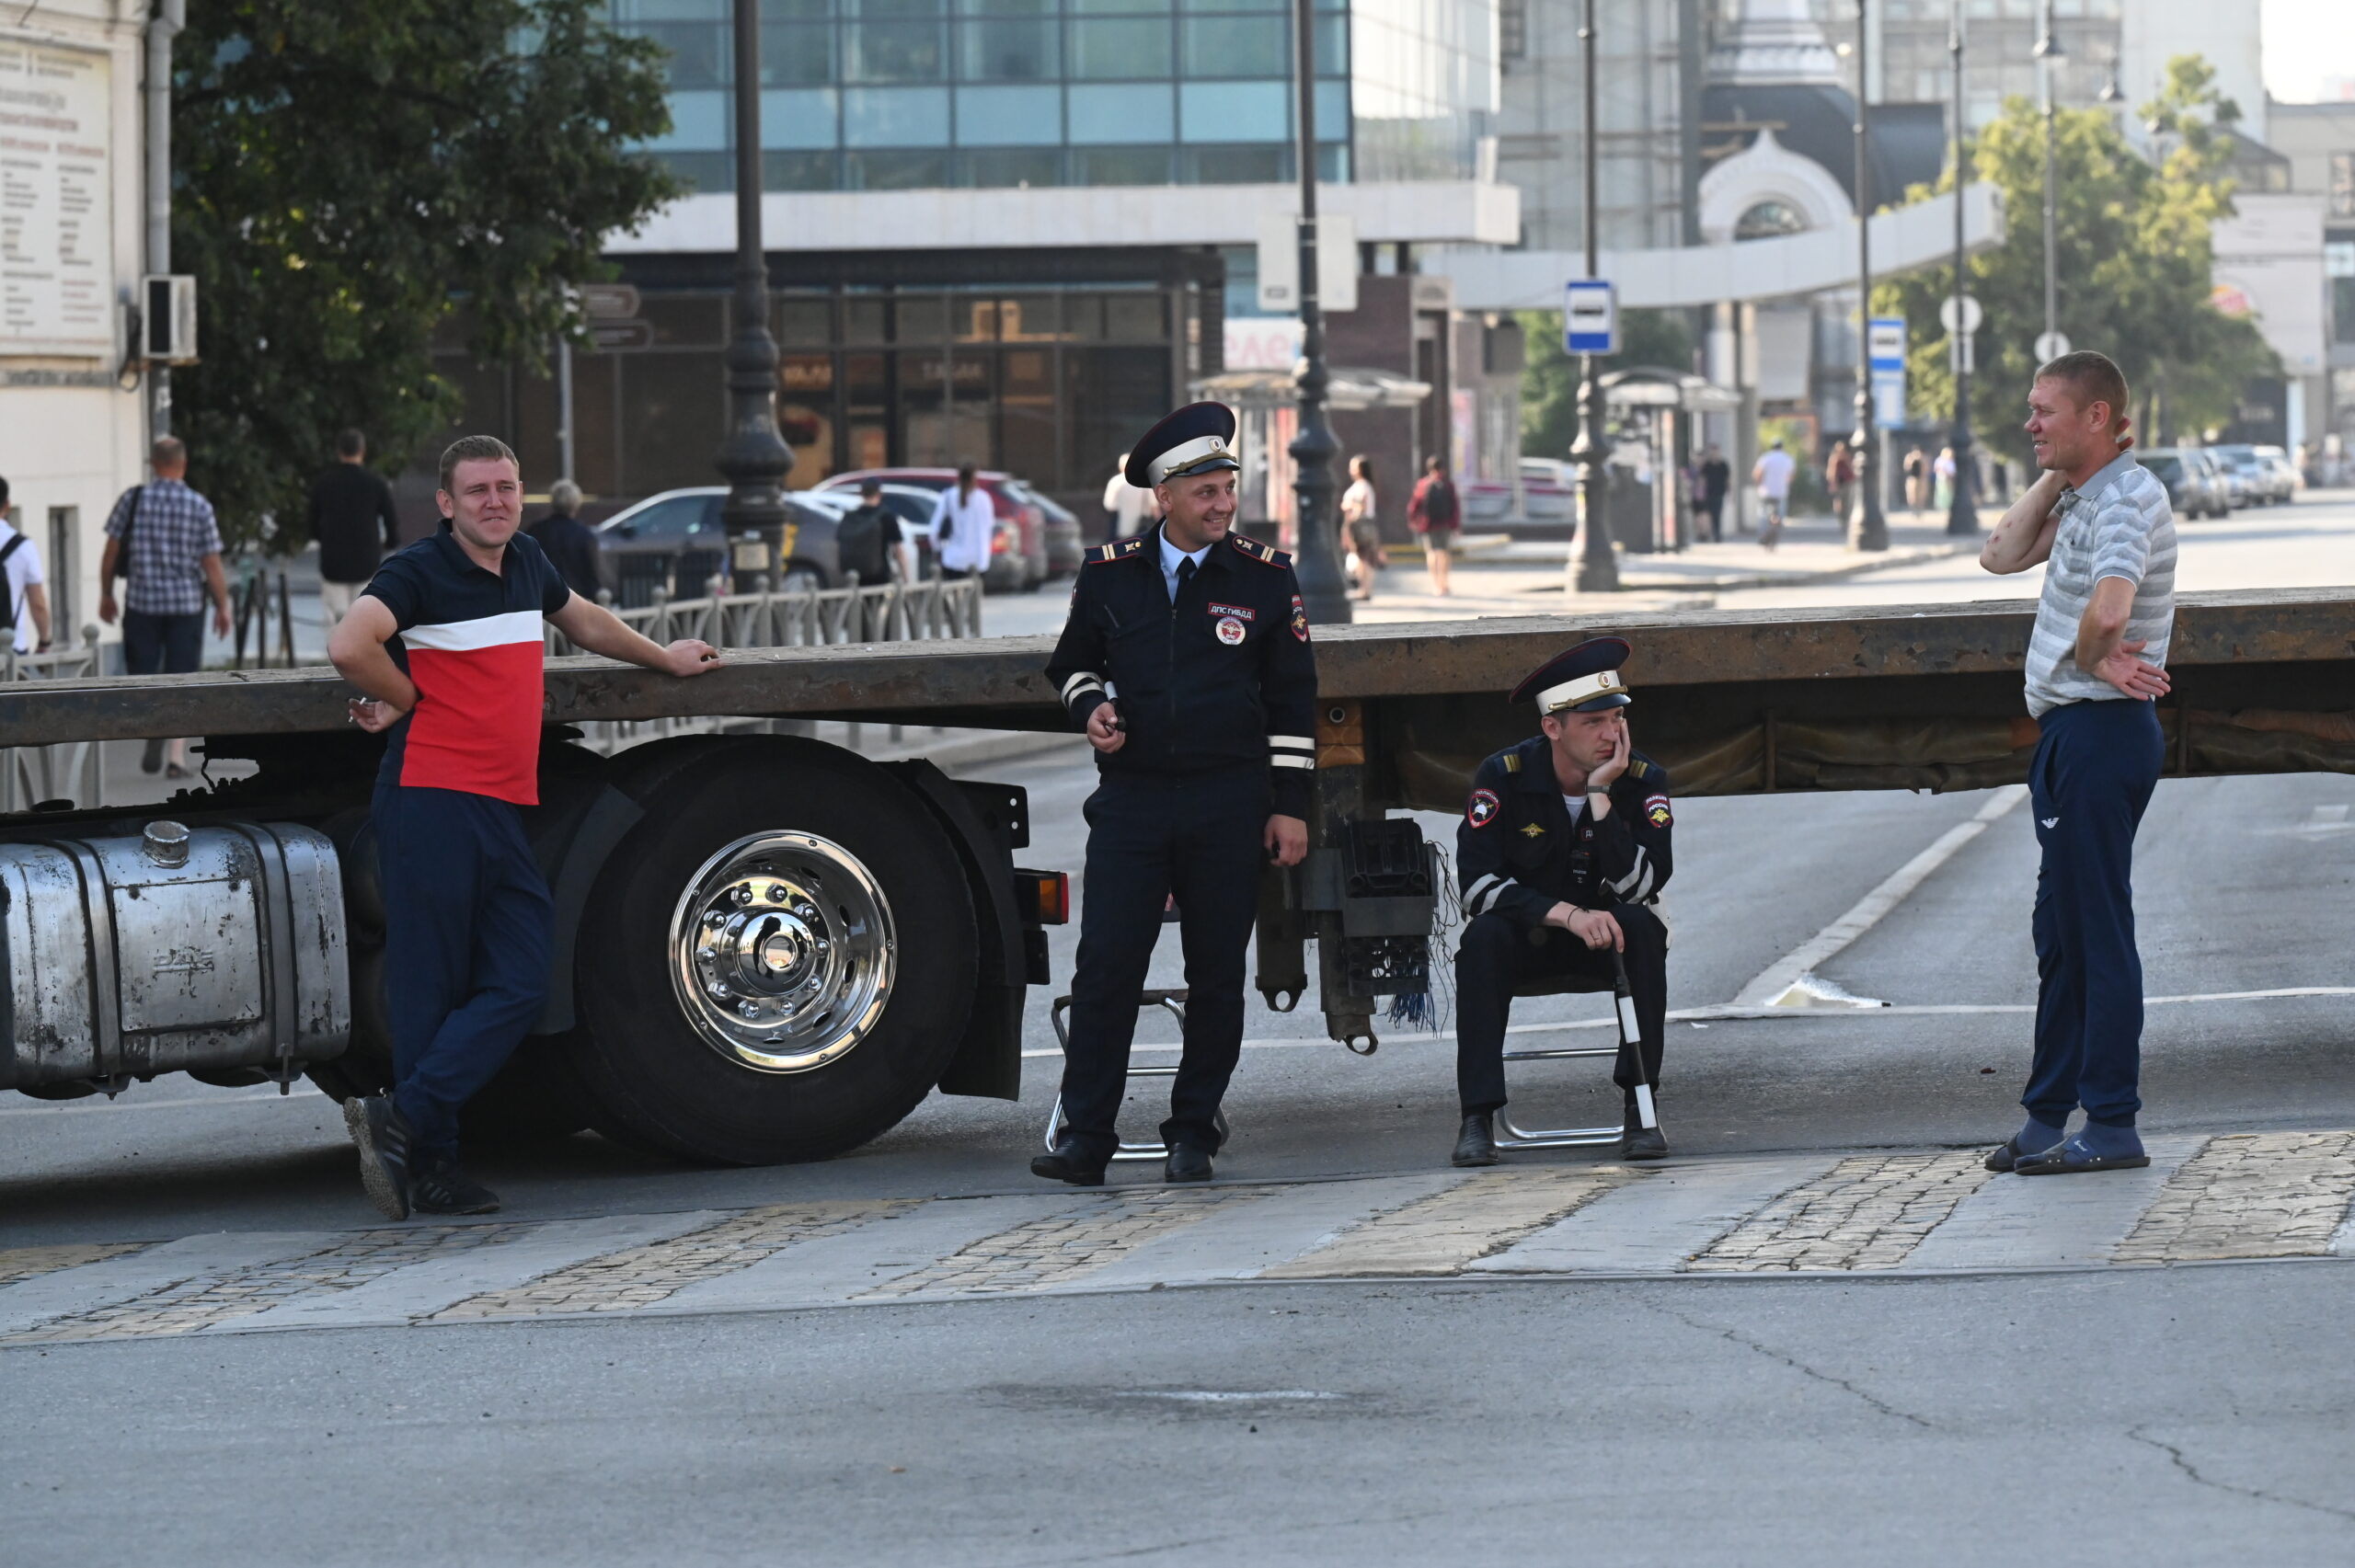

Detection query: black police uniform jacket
(1045, 529), (1318, 818)
(1456, 736), (1674, 924)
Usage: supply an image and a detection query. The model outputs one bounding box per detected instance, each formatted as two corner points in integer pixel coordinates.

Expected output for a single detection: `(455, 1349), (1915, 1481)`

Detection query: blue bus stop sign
(1565, 280), (1617, 355)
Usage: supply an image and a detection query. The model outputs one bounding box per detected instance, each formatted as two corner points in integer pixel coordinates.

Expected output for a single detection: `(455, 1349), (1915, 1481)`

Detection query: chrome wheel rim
(668, 831), (896, 1073)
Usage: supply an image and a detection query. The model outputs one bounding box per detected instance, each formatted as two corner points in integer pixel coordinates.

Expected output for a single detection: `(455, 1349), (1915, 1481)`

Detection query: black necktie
(1176, 556), (1196, 598)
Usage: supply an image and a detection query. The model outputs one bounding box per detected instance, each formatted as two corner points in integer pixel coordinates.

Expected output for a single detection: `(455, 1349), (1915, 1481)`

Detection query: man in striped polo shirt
(329, 435), (719, 1219)
(1978, 351), (2175, 1176)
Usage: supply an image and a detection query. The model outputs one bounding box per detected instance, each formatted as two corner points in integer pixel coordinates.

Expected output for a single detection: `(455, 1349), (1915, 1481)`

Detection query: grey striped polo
(2024, 451), (2177, 718)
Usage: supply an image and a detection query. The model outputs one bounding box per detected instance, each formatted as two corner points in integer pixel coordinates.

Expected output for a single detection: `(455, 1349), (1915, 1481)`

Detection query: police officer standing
(1040, 403), (1317, 1185)
(1452, 637), (1675, 1166)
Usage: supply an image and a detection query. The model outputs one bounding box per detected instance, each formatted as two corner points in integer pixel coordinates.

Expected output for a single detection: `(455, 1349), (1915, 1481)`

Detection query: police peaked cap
(1511, 635), (1634, 714)
(1125, 402), (1242, 488)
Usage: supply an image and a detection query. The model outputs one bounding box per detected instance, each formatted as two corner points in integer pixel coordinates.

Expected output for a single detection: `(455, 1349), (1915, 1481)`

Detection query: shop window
(844, 299), (891, 344)
(1104, 292), (1168, 340)
(642, 296), (727, 348)
(844, 148), (951, 187)
(775, 296), (834, 346)
(620, 355), (729, 497)
(896, 293), (950, 342)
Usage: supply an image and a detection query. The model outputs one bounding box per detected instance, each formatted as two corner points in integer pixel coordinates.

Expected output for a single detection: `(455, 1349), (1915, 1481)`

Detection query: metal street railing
(2, 629), (106, 814)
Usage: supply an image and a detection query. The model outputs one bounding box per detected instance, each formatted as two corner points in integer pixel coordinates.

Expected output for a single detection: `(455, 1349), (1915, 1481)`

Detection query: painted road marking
(0, 1231), (340, 1337)
(1262, 1167), (1630, 1278)
(1476, 1155), (1838, 1275)
(1903, 1135), (2206, 1271)
(649, 1195), (1080, 1313)
(236, 1212), (726, 1333)
(1071, 1173), (1459, 1289)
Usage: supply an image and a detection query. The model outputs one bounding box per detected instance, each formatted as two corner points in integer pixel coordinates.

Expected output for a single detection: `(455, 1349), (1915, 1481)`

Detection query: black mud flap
(882, 761), (1030, 1102)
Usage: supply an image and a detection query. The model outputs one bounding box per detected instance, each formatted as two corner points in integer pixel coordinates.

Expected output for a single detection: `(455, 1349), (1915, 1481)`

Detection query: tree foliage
(1873, 55), (2278, 462)
(1516, 308), (1697, 458)
(170, 1), (681, 550)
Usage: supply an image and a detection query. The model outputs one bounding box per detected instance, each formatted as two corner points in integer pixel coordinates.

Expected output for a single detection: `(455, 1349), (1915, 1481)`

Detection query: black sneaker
(411, 1156), (501, 1215)
(345, 1096), (413, 1220)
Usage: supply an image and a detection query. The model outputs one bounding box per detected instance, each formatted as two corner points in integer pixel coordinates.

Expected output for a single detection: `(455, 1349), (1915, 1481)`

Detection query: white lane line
(1732, 784), (2029, 1008)
(642, 1195), (1084, 1314)
(1474, 1154), (1840, 1275)
(1902, 1134), (2206, 1271)
(1066, 1173), (1462, 1290)
(227, 1211), (726, 1333)
(1014, 984), (2355, 1057)
(0, 1232), (340, 1335)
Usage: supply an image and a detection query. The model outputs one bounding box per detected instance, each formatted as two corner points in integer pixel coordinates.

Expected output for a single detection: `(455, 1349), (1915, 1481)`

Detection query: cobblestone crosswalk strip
(4, 1130), (2351, 1345)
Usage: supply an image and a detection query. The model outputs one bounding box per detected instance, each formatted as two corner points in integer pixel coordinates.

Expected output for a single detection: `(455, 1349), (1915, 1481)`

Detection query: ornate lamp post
(1286, 0), (1350, 624)
(718, 0), (794, 572)
(1845, 0), (1888, 551)
(1572, 0), (1619, 592)
(1943, 2), (1978, 536)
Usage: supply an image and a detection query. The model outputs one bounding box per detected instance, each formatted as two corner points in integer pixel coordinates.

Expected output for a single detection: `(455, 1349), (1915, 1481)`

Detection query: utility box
(141, 274), (200, 364)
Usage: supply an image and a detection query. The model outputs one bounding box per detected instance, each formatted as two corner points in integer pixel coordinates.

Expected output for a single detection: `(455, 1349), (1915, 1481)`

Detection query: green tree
(1516, 308), (1697, 458)
(1874, 55), (2277, 464)
(171, 1), (681, 550)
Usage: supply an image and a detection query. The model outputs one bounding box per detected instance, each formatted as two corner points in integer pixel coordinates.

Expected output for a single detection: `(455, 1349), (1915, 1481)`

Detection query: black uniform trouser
(1453, 907), (1668, 1116)
(1060, 768), (1269, 1162)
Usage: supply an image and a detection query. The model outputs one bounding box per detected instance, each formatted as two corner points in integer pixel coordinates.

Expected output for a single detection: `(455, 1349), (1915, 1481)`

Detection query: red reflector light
(1017, 869), (1070, 924)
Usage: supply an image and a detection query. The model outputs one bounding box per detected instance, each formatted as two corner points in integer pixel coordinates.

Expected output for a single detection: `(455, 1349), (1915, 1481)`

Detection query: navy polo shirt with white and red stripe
(362, 530), (572, 805)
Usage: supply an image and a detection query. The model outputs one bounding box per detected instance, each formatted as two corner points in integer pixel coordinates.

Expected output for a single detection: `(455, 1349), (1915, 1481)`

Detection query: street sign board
(1872, 369), (1906, 428)
(1565, 280), (1617, 355)
(579, 282), (641, 321)
(1255, 211), (1359, 315)
(2034, 330), (2072, 362)
(1937, 293), (1983, 336)
(1867, 316), (1907, 372)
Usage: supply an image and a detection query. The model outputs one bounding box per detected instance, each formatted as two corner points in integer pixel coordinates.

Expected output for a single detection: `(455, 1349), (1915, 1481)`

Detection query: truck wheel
(569, 739), (979, 1164)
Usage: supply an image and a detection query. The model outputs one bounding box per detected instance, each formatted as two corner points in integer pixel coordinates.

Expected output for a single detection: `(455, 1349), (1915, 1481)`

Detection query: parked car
(2198, 446), (2256, 510)
(1461, 458), (1580, 533)
(1004, 478), (1085, 578)
(2136, 450), (2211, 521)
(2241, 444), (2298, 504)
(2186, 449), (2234, 518)
(813, 468), (1047, 592)
(798, 483), (944, 580)
(592, 486), (845, 607)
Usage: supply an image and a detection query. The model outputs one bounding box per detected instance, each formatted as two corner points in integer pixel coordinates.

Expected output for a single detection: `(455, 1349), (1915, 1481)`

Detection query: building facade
(0, 2), (153, 654)
(2265, 99), (2355, 461)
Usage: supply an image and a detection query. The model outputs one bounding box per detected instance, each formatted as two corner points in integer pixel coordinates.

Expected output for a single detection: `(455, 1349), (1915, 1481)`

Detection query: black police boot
(1452, 1112), (1499, 1168)
(1164, 1144), (1213, 1183)
(1031, 1140), (1108, 1187)
(1620, 1099), (1669, 1162)
(411, 1156), (501, 1216)
(343, 1095), (413, 1221)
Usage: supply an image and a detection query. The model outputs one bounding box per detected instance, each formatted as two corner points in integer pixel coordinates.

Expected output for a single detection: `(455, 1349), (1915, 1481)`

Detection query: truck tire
(569, 738), (980, 1164)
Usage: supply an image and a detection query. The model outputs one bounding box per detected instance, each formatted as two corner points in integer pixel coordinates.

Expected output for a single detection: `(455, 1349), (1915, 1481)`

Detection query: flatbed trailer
(4, 589), (2349, 1161)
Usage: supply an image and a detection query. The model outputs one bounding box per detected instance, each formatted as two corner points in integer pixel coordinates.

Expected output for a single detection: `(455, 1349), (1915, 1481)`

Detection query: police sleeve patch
(1645, 793), (1672, 829)
(1467, 788), (1501, 828)
(1291, 593), (1310, 643)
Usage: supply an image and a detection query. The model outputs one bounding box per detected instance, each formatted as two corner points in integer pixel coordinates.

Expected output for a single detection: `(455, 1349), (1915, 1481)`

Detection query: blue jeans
(121, 609), (204, 675)
(2024, 699), (2165, 1128)
(373, 785), (553, 1161)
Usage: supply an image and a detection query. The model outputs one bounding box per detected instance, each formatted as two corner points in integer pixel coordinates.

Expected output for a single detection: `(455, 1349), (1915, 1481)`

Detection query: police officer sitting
(1038, 402), (1318, 1185)
(1452, 636), (1675, 1166)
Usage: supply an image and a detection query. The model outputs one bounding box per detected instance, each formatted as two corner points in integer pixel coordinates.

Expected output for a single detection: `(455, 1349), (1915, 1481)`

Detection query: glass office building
(611, 0), (1498, 191)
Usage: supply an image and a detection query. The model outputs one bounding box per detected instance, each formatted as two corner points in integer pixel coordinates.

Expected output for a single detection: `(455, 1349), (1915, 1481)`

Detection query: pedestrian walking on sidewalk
(1407, 455), (1460, 597)
(1824, 439), (1855, 527)
(525, 479), (604, 601)
(0, 475), (53, 658)
(1903, 447), (1929, 514)
(1976, 351), (2172, 1177)
(1751, 440), (1795, 550)
(98, 437), (232, 778)
(307, 429), (402, 632)
(330, 435), (720, 1220)
(1102, 454), (1161, 542)
(1341, 454), (1384, 601)
(1695, 445), (1729, 542)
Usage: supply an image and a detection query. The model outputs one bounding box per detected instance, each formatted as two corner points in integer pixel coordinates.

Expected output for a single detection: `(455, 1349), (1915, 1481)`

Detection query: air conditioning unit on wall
(141, 274), (199, 364)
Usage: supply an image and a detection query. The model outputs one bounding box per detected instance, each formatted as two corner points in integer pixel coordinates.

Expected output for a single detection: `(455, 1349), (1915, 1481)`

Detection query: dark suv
(592, 487), (845, 607)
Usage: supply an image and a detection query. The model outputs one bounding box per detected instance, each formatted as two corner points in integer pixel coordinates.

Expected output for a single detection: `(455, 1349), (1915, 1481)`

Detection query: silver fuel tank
(0, 820), (350, 1092)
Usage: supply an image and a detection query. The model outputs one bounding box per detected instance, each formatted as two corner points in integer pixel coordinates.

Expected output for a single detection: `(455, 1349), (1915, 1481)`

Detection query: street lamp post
(717, 0), (794, 574)
(2036, 0), (2064, 359)
(1287, 0), (1350, 624)
(1846, 0), (1888, 552)
(1944, 3), (1977, 537)
(1572, 0), (1618, 592)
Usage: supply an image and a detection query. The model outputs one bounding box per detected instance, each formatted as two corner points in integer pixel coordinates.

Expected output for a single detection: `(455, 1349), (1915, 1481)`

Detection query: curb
(1542, 540), (1979, 596)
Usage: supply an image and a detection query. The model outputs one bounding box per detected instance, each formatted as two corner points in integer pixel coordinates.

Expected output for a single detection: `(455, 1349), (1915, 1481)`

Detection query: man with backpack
(98, 437), (233, 776)
(1407, 456), (1461, 597)
(0, 475), (53, 658)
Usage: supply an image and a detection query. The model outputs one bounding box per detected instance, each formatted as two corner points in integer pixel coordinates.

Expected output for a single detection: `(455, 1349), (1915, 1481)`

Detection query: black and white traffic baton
(1611, 949), (1657, 1130)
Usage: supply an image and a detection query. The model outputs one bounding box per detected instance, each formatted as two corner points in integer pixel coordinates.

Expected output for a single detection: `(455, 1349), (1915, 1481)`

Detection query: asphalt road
(9, 497), (2355, 1562)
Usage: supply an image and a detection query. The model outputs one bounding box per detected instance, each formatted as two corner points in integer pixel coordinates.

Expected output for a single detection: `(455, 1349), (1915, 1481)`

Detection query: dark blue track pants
(373, 785), (552, 1161)
(2025, 698), (2164, 1129)
(1062, 769), (1269, 1162)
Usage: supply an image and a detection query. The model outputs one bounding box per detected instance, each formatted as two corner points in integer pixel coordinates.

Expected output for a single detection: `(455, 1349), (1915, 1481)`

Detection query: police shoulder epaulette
(1227, 533), (1292, 568)
(1500, 751), (1522, 773)
(1630, 758), (1652, 779)
(1086, 537), (1147, 566)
